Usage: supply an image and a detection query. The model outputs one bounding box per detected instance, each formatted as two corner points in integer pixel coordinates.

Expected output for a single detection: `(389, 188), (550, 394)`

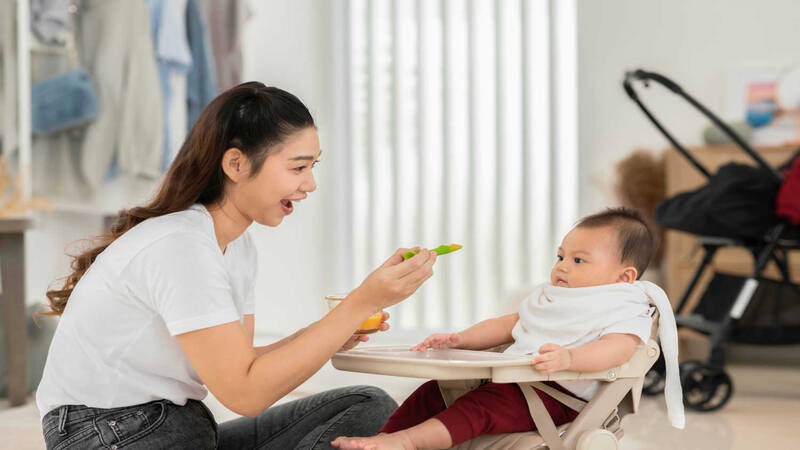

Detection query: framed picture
(724, 65), (800, 146)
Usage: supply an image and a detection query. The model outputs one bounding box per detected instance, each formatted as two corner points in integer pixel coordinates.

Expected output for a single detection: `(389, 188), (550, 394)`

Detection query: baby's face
(550, 226), (628, 288)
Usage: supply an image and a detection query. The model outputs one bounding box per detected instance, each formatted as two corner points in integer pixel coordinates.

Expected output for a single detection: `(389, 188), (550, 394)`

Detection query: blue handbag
(31, 68), (98, 135)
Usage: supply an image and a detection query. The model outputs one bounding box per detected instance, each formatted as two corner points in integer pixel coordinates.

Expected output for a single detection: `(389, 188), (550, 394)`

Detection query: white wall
(577, 0), (800, 215)
(241, 0), (340, 335)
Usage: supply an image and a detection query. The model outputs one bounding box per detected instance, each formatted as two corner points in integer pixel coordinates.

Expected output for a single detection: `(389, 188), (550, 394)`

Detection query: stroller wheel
(680, 361), (734, 412)
(642, 354), (666, 396)
(643, 367), (666, 396)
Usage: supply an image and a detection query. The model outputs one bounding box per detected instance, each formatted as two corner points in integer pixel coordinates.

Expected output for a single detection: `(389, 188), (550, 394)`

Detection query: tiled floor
(4, 362), (798, 450)
(620, 363), (800, 449)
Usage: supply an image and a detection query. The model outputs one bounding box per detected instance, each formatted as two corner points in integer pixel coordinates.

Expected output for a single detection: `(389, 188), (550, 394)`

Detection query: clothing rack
(0, 0), (32, 201)
(0, 0), (33, 407)
(2, 0), (136, 216)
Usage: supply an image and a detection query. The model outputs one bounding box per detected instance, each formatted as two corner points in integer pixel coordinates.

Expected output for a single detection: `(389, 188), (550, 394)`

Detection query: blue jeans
(41, 386), (398, 449)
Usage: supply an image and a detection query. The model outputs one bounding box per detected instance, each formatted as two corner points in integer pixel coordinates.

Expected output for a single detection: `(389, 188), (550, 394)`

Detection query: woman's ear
(618, 266), (638, 284)
(221, 148), (248, 182)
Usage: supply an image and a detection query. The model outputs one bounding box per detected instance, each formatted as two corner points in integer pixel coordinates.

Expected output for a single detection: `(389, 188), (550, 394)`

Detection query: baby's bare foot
(331, 432), (416, 450)
(330, 436), (369, 449)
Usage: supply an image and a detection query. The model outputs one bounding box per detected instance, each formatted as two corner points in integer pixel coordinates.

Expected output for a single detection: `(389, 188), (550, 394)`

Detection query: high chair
(331, 310), (661, 450)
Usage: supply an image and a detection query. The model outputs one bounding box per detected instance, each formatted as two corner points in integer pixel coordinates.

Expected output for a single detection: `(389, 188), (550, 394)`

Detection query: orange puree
(325, 295), (384, 334)
(356, 312), (384, 334)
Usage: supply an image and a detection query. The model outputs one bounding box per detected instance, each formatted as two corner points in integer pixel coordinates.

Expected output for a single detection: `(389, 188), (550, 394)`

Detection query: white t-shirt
(36, 204), (257, 418)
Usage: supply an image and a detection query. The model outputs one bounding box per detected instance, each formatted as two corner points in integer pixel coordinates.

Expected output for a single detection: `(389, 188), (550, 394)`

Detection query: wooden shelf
(0, 216), (32, 233)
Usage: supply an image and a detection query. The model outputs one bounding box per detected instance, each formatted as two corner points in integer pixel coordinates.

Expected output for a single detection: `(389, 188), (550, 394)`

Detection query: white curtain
(330, 0), (577, 330)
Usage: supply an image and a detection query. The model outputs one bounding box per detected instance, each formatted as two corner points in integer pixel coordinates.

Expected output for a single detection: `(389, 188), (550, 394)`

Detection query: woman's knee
(354, 385), (398, 413)
(345, 385), (398, 429)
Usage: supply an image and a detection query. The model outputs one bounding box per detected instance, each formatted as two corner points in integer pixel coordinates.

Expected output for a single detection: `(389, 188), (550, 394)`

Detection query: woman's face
(234, 127), (321, 227)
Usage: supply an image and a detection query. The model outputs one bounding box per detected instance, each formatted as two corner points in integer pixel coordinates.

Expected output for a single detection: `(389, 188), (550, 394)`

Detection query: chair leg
(561, 379), (636, 449)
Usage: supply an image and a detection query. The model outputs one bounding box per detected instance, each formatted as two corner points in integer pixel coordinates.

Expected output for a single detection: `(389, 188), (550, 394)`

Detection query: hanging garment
(31, 68), (98, 135)
(74, 0), (163, 189)
(1, 0), (19, 156)
(29, 48), (85, 200)
(198, 0), (248, 91)
(30, 0), (73, 46)
(147, 0), (193, 171)
(186, 0), (218, 131)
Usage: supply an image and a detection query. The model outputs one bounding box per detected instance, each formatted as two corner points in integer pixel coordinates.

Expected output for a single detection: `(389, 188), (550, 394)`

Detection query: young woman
(37, 82), (437, 449)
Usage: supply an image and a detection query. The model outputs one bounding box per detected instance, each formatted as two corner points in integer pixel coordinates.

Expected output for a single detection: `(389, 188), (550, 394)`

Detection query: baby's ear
(618, 266), (638, 284)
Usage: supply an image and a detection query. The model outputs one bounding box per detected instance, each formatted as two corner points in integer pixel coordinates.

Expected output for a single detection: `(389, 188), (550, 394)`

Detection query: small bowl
(325, 294), (383, 334)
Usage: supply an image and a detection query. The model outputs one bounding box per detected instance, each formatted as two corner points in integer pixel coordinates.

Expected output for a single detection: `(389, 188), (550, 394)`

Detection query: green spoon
(403, 244), (463, 260)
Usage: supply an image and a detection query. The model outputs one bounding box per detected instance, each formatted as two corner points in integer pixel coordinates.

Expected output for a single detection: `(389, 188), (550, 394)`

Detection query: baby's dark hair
(576, 207), (654, 279)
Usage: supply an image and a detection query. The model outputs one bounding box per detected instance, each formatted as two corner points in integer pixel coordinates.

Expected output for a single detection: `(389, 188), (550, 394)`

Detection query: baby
(332, 207), (683, 450)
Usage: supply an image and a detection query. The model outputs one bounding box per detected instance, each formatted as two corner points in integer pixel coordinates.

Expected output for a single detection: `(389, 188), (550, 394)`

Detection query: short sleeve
(128, 232), (240, 335)
(600, 306), (654, 344)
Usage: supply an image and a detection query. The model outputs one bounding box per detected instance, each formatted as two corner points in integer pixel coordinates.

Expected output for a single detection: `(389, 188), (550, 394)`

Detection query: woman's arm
(252, 327), (304, 357)
(177, 297), (372, 416)
(176, 248), (436, 417)
(250, 312), (391, 357)
(239, 313), (306, 357)
(244, 314), (255, 345)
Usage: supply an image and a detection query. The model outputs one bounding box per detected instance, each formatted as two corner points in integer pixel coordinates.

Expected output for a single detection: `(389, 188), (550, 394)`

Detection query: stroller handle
(623, 69), (784, 183)
(625, 69), (684, 95)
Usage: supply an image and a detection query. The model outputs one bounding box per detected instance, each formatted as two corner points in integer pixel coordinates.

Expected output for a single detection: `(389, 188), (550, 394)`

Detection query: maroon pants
(380, 380), (580, 446)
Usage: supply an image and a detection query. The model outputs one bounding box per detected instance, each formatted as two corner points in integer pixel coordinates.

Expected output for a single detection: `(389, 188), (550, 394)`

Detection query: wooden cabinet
(663, 144), (799, 313)
(0, 218), (32, 406)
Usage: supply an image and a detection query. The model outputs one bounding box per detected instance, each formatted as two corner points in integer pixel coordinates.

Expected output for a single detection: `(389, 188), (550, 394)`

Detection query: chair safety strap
(528, 381), (588, 413)
(519, 383), (567, 450)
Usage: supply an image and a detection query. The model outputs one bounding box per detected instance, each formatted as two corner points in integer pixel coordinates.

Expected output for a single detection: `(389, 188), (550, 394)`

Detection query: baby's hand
(531, 343), (571, 374)
(410, 333), (463, 352)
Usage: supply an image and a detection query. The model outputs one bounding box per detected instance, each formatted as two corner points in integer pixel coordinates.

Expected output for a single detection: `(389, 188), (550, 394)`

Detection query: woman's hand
(338, 312), (391, 351)
(410, 333), (463, 352)
(339, 335), (367, 351)
(352, 247), (437, 311)
(531, 343), (572, 374)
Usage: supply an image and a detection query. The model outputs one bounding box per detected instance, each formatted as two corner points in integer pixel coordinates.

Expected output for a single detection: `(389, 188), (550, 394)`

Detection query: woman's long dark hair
(42, 82), (315, 315)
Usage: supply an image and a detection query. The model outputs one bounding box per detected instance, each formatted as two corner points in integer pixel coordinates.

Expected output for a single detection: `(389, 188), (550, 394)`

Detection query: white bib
(505, 281), (685, 429)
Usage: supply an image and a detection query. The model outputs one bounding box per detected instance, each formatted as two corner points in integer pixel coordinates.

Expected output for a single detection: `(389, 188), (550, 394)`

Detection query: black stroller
(623, 69), (800, 412)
